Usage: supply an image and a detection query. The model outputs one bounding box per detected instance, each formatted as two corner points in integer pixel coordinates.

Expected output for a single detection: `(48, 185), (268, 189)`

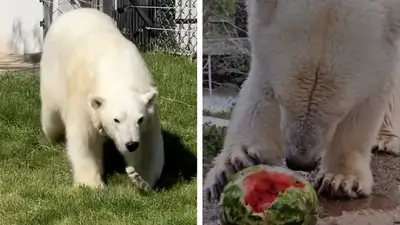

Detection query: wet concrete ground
(317, 152), (400, 224)
(202, 152), (400, 225)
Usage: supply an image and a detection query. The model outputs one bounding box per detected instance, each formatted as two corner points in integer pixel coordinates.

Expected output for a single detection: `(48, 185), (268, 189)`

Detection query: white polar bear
(204, 0), (400, 200)
(40, 8), (164, 190)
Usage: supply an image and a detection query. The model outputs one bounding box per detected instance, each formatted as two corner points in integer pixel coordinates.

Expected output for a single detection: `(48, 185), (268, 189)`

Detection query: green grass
(0, 52), (197, 225)
(203, 124), (226, 165)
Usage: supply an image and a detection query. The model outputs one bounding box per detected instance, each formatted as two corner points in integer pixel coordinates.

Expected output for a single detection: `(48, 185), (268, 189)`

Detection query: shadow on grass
(102, 130), (197, 190)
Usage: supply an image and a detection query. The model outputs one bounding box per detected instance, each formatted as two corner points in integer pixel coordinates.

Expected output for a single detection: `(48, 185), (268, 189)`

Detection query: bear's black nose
(285, 157), (317, 172)
(126, 141), (139, 152)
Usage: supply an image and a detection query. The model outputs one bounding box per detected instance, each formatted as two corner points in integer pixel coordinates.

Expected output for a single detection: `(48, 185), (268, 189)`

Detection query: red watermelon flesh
(243, 171), (305, 214)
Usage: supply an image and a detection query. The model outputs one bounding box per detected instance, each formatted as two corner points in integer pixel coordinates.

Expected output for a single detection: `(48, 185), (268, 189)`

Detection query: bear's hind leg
(315, 97), (387, 198)
(374, 89), (400, 156)
(65, 112), (104, 188)
(203, 66), (284, 201)
(41, 102), (65, 143)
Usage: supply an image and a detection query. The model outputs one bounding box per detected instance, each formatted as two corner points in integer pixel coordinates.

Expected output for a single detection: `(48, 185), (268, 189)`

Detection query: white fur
(40, 8), (164, 189)
(205, 0), (400, 199)
(375, 81), (400, 155)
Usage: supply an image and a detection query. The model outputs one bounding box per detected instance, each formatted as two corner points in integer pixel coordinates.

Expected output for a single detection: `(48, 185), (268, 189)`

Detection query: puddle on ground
(203, 87), (238, 113)
(203, 116), (229, 127)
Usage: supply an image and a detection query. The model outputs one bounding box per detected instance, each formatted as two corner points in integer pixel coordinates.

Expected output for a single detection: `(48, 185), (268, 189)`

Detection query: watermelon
(219, 165), (319, 225)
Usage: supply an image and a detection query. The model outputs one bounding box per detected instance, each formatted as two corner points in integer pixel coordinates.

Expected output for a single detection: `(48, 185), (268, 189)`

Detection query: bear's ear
(385, 0), (400, 43)
(141, 88), (158, 107)
(90, 96), (104, 110)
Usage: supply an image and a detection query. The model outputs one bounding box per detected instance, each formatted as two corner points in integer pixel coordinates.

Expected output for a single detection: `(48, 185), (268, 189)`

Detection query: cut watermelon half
(243, 170), (305, 214)
(219, 165), (319, 225)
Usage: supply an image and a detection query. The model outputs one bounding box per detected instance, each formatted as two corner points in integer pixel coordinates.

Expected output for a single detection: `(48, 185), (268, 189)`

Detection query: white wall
(0, 0), (44, 54)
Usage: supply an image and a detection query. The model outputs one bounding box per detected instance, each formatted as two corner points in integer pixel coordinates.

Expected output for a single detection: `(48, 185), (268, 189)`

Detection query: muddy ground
(203, 152), (400, 225)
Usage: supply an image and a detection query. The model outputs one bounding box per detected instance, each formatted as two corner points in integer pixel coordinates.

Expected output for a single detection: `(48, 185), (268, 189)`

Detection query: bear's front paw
(134, 177), (151, 192)
(314, 170), (373, 198)
(374, 134), (400, 156)
(74, 177), (104, 189)
(204, 146), (264, 201)
(126, 167), (152, 192)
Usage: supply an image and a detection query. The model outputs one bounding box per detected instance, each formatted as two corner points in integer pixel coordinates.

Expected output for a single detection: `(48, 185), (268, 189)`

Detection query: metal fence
(203, 0), (248, 95)
(40, 0), (197, 55)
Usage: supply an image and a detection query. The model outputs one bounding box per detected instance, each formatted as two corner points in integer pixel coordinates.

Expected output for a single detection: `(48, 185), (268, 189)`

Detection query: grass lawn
(0, 52), (197, 225)
(203, 124), (226, 166)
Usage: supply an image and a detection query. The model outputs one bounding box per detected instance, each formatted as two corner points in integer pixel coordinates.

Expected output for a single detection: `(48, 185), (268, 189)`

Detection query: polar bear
(204, 0), (400, 200)
(40, 8), (164, 190)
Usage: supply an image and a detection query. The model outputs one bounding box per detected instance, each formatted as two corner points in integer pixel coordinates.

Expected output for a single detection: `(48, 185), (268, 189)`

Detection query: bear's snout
(285, 155), (318, 172)
(126, 141), (139, 152)
(282, 122), (322, 172)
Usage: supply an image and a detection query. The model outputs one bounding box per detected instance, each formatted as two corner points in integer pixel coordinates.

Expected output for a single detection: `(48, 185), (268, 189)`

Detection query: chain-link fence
(203, 0), (248, 94)
(40, 0), (197, 56)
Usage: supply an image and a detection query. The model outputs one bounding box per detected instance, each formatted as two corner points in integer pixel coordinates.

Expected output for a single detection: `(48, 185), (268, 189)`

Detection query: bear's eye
(137, 117), (144, 124)
(113, 118), (120, 123)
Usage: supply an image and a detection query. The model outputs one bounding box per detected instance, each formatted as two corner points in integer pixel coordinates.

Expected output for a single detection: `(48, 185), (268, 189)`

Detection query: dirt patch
(202, 153), (400, 225)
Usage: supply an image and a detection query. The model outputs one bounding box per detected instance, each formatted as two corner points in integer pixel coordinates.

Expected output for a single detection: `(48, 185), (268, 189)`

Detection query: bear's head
(89, 88), (158, 153)
(248, 0), (400, 171)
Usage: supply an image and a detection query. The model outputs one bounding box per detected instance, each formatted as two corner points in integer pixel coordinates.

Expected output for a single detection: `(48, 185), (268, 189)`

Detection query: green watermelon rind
(219, 165), (319, 225)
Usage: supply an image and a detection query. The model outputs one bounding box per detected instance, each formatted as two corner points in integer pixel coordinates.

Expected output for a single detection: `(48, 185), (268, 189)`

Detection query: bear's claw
(314, 172), (371, 198)
(209, 170), (228, 200)
(204, 146), (264, 201)
(204, 168), (226, 202)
